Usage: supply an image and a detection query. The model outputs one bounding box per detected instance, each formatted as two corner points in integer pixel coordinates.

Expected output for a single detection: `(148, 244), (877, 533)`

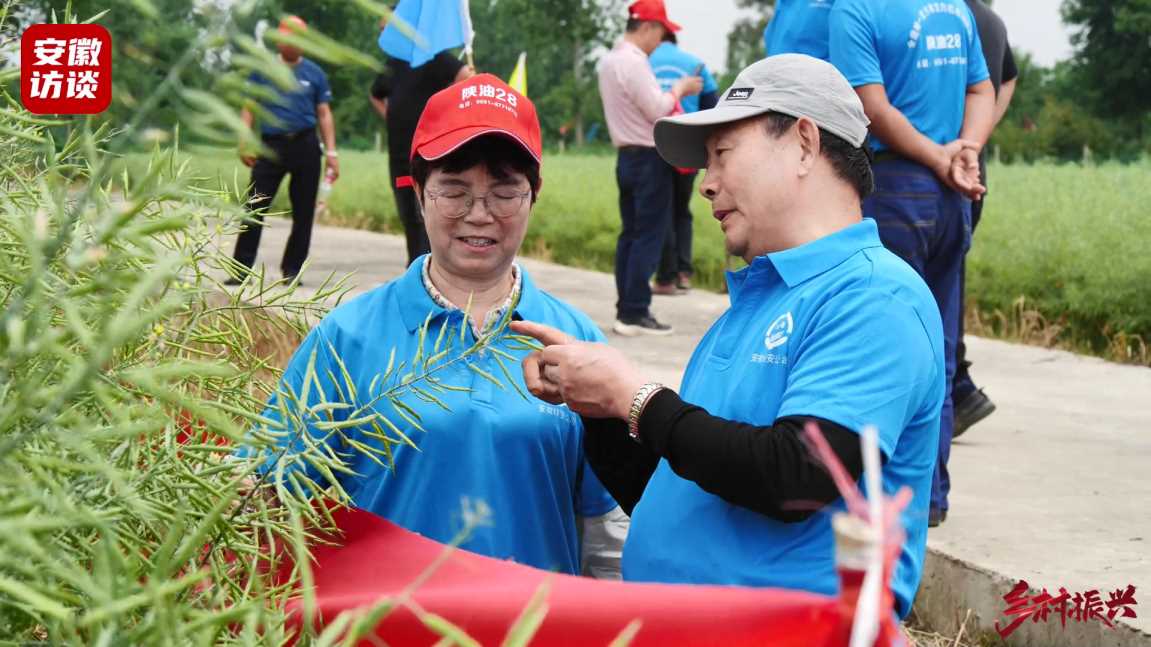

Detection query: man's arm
(581, 416), (659, 515)
(581, 408), (865, 522)
(854, 84), (961, 179)
(316, 102), (339, 181)
(239, 107), (257, 167)
(993, 77), (1015, 127)
(958, 79), (995, 149)
(623, 55), (700, 122)
(369, 95), (388, 120)
(637, 396), (866, 522)
(994, 44), (1018, 127)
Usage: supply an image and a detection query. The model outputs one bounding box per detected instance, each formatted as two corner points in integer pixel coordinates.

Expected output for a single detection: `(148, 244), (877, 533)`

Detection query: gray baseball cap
(654, 54), (870, 168)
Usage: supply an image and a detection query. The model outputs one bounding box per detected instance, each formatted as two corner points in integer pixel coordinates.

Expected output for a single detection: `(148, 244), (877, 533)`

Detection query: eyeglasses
(425, 188), (531, 219)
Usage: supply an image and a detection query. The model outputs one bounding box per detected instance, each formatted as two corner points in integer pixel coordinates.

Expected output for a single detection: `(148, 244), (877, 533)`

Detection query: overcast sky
(663, 0), (1076, 73)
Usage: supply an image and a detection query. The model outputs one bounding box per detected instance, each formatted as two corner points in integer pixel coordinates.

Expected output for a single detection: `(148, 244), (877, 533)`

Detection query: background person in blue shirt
(649, 31), (718, 294)
(245, 75), (623, 577)
(513, 56), (945, 619)
(763, 0), (837, 60)
(828, 0), (994, 526)
(229, 15), (338, 286)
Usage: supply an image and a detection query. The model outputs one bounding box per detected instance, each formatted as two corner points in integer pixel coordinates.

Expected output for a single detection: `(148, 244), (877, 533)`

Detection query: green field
(129, 148), (1151, 364)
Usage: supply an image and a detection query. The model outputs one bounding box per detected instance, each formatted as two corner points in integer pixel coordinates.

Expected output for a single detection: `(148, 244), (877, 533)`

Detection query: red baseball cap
(628, 0), (681, 33)
(278, 15), (307, 33)
(409, 74), (542, 165)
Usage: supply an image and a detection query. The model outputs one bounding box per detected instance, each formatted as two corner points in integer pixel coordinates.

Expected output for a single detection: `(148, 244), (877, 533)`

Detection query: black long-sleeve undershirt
(583, 389), (871, 522)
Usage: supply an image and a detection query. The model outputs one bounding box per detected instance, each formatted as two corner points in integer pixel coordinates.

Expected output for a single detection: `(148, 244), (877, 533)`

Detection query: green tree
(1061, 0), (1151, 131)
(16, 0), (218, 134)
(470, 0), (624, 147)
(723, 0), (773, 88)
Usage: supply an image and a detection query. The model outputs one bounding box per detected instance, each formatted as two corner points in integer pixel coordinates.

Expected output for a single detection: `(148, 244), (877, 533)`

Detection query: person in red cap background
(229, 15), (338, 286)
(597, 0), (702, 336)
(241, 74), (625, 578)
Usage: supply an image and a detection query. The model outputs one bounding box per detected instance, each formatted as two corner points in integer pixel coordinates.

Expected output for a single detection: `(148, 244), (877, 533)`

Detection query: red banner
(283, 507), (879, 646)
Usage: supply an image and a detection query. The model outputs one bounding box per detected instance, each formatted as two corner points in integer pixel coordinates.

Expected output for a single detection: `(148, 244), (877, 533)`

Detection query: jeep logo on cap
(727, 87), (754, 101)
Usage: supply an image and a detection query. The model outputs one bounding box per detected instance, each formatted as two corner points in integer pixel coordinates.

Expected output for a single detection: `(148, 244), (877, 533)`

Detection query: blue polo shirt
(248, 57), (332, 135)
(763, 0), (837, 60)
(650, 42), (719, 114)
(252, 258), (617, 574)
(622, 220), (944, 617)
(829, 0), (989, 153)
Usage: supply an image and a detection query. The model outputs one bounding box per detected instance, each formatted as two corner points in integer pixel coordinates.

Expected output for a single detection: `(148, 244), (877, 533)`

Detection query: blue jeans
(615, 147), (674, 320)
(863, 159), (971, 513)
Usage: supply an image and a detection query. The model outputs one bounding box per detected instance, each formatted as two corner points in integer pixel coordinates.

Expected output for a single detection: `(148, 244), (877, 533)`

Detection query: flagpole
(461, 0), (475, 69)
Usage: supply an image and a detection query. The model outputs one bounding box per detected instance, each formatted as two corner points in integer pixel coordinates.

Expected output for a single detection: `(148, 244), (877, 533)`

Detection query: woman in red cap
(245, 74), (624, 578)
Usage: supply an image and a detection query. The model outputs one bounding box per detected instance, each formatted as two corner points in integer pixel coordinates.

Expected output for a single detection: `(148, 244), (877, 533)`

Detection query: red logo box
(21, 24), (112, 115)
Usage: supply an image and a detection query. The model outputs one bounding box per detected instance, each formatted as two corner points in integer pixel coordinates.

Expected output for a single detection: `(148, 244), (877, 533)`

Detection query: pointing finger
(509, 320), (576, 347)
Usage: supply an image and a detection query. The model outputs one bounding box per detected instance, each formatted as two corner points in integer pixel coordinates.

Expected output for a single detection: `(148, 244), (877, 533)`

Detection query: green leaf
(420, 612), (482, 647)
(468, 363), (506, 391)
(0, 575), (72, 620)
(500, 580), (551, 647)
(608, 619), (644, 647)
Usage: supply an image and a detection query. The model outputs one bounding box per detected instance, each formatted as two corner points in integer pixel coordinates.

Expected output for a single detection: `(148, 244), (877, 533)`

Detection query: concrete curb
(916, 548), (1151, 646)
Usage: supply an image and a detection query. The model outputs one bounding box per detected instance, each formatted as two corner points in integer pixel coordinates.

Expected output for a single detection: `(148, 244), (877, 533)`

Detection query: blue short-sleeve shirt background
(622, 220), (945, 617)
(252, 258), (617, 575)
(828, 0), (990, 152)
(763, 0), (837, 61)
(650, 42), (719, 114)
(248, 57), (333, 136)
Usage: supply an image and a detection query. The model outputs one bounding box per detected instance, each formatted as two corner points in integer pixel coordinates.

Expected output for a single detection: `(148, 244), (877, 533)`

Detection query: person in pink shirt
(597, 0), (701, 336)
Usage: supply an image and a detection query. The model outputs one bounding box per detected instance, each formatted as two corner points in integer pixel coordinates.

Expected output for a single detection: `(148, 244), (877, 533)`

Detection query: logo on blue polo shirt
(764, 312), (794, 350)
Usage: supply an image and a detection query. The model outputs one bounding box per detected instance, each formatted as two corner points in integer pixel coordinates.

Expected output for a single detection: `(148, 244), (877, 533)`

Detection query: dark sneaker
(676, 272), (692, 292)
(613, 315), (674, 337)
(953, 388), (996, 438)
(223, 276), (244, 287)
(929, 507), (947, 528)
(652, 281), (679, 296)
(282, 274), (303, 287)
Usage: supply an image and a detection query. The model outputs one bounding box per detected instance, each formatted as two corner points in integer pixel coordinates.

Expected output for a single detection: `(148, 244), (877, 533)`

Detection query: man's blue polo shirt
(254, 258), (617, 574)
(650, 42), (718, 114)
(248, 57), (333, 136)
(763, 0), (837, 61)
(622, 220), (945, 617)
(829, 0), (989, 153)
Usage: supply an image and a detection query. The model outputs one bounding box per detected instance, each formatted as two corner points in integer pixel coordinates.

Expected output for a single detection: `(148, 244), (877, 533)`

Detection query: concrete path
(234, 222), (1151, 645)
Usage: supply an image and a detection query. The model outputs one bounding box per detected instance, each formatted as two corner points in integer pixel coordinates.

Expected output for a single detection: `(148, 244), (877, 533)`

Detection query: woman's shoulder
(525, 287), (606, 343)
(316, 278), (406, 338)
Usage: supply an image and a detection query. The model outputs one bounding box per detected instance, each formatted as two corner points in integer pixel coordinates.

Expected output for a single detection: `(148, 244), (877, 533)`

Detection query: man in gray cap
(511, 54), (945, 618)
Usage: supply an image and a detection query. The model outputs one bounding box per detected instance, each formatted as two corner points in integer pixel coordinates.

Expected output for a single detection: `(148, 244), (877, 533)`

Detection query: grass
(903, 609), (1000, 647)
(122, 148), (1151, 365)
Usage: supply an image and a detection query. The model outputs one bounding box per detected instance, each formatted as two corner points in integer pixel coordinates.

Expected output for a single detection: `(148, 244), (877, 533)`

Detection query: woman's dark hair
(761, 112), (875, 199)
(411, 135), (542, 202)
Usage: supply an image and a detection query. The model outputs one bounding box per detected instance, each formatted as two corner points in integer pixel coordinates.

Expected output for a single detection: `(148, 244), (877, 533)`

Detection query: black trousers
(615, 147), (674, 320)
(232, 130), (322, 278)
(389, 159), (430, 266)
(953, 166), (987, 402)
(656, 170), (697, 284)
